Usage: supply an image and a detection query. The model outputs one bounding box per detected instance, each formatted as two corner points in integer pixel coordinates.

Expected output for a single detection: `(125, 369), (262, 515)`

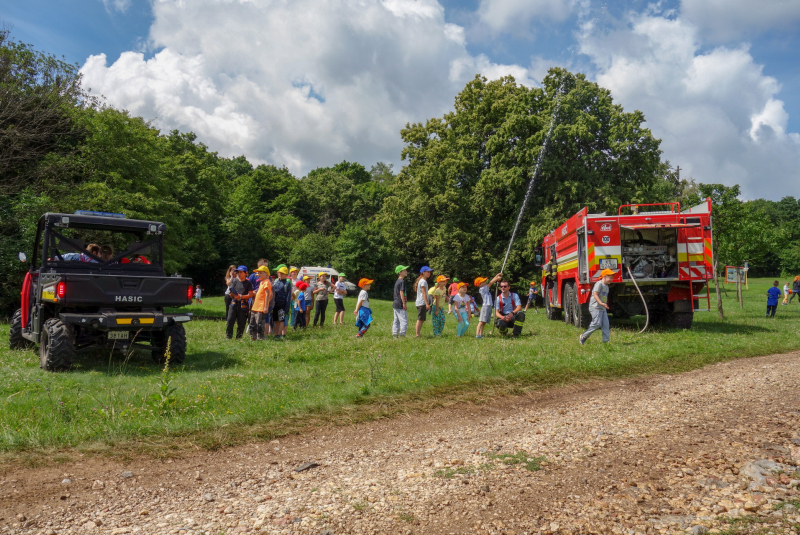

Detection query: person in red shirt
(447, 278), (460, 313)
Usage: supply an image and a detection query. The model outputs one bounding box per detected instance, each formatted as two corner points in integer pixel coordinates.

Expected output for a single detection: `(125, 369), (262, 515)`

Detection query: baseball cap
(457, 282), (469, 289)
(600, 268), (617, 277)
(395, 264), (410, 274)
(296, 281), (308, 291)
(474, 276), (488, 286)
(277, 266), (289, 275)
(529, 280), (537, 286)
(452, 278), (460, 283)
(358, 278), (374, 288)
(317, 272), (328, 278)
(289, 266), (298, 273)
(302, 275), (311, 281)
(275, 264), (287, 271)
(435, 275), (450, 283)
(254, 266), (270, 275)
(236, 265), (248, 272)
(419, 265), (433, 273)
(338, 273), (346, 278)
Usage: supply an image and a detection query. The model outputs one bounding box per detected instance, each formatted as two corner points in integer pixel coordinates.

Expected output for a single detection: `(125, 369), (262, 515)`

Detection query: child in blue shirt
(293, 282), (308, 330)
(766, 280), (782, 318)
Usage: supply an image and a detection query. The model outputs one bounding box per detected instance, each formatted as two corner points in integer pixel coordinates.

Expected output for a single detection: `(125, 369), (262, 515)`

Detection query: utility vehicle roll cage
(33, 213), (166, 273)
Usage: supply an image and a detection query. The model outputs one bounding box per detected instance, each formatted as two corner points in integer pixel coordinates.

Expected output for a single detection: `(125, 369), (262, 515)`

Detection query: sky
(3, 0), (799, 200)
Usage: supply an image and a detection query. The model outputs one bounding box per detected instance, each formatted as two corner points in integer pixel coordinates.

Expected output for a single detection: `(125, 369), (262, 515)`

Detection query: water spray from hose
(490, 79), (567, 332)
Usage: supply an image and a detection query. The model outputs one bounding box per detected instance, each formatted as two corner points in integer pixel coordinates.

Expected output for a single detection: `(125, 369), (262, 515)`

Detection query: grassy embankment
(0, 277), (798, 459)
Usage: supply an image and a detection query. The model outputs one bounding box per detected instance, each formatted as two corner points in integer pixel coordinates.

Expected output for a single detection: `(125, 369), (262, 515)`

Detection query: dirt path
(3, 352), (800, 535)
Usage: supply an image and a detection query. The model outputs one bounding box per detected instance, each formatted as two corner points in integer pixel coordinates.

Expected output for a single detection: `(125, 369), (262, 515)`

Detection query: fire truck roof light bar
(618, 202), (681, 215)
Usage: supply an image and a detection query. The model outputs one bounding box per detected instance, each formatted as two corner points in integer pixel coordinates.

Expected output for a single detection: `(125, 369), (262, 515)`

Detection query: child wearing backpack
(354, 278), (374, 338)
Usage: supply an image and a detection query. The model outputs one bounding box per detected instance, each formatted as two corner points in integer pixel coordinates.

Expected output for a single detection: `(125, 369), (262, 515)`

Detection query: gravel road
(3, 351), (800, 535)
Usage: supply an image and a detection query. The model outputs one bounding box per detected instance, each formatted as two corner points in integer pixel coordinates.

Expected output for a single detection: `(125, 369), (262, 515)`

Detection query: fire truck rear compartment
(620, 227), (679, 280)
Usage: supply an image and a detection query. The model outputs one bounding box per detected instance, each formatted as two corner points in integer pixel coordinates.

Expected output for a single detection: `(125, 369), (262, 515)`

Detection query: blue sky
(3, 0), (799, 199)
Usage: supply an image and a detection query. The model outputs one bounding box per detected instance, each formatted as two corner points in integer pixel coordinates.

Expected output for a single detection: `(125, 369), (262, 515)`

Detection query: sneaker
(356, 334), (363, 338)
(475, 335), (483, 339)
(579, 335), (586, 345)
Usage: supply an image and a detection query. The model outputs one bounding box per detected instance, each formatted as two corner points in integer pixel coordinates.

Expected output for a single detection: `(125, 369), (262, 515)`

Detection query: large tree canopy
(380, 68), (672, 284)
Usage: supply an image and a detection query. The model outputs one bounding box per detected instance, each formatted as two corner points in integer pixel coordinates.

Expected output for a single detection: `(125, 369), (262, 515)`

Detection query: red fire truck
(536, 200), (713, 329)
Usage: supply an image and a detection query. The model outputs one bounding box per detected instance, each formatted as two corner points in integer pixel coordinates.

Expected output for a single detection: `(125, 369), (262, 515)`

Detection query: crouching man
(494, 280), (525, 338)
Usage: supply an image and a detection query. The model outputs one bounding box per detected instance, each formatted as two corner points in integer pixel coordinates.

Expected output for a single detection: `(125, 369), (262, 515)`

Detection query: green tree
(381, 68), (669, 283)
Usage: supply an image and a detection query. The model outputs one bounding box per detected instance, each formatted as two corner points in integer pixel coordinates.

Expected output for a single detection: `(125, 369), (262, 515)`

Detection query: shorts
(417, 305), (428, 321)
(479, 305), (493, 323)
(272, 307), (286, 323)
(334, 298), (345, 312)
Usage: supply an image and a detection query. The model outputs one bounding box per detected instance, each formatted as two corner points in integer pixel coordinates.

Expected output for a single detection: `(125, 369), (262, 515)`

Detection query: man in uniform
(494, 280), (525, 338)
(226, 265), (254, 339)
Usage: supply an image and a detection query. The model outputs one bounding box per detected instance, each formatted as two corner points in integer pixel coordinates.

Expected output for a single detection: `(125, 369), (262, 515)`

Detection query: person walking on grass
(392, 265), (409, 338)
(524, 281), (538, 313)
(193, 285), (203, 305)
(579, 269), (614, 345)
(226, 266), (254, 340)
(249, 266), (272, 340)
(790, 276), (800, 304)
(494, 280), (525, 338)
(333, 273), (348, 325)
(313, 273), (332, 327)
(429, 275), (449, 337)
(354, 278), (374, 338)
(767, 280), (782, 318)
(293, 281), (308, 330)
(414, 266), (433, 337)
(272, 266), (292, 340)
(474, 273), (502, 339)
(452, 282), (472, 337)
(783, 282), (791, 305)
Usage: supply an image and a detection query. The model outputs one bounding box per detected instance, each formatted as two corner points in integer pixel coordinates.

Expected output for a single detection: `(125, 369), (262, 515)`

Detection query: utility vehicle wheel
(545, 283), (562, 321)
(151, 323), (187, 365)
(572, 289), (592, 329)
(39, 318), (75, 371)
(9, 309), (33, 350)
(563, 284), (574, 325)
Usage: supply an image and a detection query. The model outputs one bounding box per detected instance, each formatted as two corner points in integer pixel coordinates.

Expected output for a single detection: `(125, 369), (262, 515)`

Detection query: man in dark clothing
(392, 265), (409, 337)
(791, 276), (800, 304)
(226, 265), (254, 339)
(271, 266), (292, 340)
(494, 280), (525, 338)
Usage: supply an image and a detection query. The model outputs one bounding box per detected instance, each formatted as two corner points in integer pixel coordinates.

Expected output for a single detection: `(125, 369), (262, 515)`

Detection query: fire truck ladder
(694, 281), (712, 312)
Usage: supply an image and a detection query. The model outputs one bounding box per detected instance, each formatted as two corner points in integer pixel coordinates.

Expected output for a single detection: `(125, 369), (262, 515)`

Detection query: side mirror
(18, 252), (26, 263)
(533, 247), (544, 267)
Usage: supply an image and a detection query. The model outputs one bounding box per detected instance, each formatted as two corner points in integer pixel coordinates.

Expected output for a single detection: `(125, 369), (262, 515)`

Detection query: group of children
(768, 276), (800, 317)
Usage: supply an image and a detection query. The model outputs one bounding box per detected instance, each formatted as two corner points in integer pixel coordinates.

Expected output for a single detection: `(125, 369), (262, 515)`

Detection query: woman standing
(313, 273), (332, 327)
(224, 265), (236, 309)
(429, 275), (449, 337)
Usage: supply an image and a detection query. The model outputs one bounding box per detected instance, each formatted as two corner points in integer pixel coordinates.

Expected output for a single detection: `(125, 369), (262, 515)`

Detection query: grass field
(1, 277), (798, 458)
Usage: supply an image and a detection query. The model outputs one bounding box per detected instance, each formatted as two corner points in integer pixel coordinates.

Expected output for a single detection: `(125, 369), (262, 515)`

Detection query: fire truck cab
(536, 200), (713, 329)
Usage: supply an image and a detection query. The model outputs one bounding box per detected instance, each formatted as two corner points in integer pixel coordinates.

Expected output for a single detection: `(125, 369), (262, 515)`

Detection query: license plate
(108, 331), (129, 340)
(42, 288), (55, 300)
(599, 258), (618, 270)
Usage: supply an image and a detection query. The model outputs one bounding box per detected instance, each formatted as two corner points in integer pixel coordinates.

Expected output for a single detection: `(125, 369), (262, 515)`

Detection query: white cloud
(476, 0), (579, 35)
(680, 0), (800, 42)
(579, 12), (800, 200)
(81, 0), (534, 176)
(101, 0), (131, 13)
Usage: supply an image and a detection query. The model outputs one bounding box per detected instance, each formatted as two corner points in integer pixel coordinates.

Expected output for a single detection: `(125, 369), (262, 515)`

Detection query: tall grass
(1, 278), (797, 455)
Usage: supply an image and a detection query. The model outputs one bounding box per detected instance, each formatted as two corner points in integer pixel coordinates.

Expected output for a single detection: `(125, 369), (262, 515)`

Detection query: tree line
(1, 31), (797, 315)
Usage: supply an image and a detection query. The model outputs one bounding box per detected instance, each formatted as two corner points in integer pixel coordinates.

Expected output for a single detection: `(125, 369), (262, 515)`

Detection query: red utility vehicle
(536, 200), (713, 329)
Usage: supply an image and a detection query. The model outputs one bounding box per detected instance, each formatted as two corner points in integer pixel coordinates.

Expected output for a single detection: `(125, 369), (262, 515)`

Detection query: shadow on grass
(70, 350), (240, 375)
(610, 319), (772, 335)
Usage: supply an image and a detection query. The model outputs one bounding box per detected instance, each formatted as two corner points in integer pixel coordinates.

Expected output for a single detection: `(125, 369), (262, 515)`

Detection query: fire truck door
(577, 228), (588, 284)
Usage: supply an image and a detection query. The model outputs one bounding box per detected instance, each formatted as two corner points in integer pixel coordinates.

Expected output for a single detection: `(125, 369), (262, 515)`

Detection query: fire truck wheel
(563, 284), (574, 325)
(573, 296), (592, 329)
(39, 318), (75, 371)
(669, 312), (694, 329)
(9, 309), (33, 350)
(545, 283), (562, 321)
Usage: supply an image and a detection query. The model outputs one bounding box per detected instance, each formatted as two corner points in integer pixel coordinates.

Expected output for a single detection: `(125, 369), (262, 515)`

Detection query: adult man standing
(227, 265), (254, 339)
(494, 280), (525, 338)
(249, 266), (272, 341)
(579, 268), (615, 344)
(392, 265), (409, 337)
